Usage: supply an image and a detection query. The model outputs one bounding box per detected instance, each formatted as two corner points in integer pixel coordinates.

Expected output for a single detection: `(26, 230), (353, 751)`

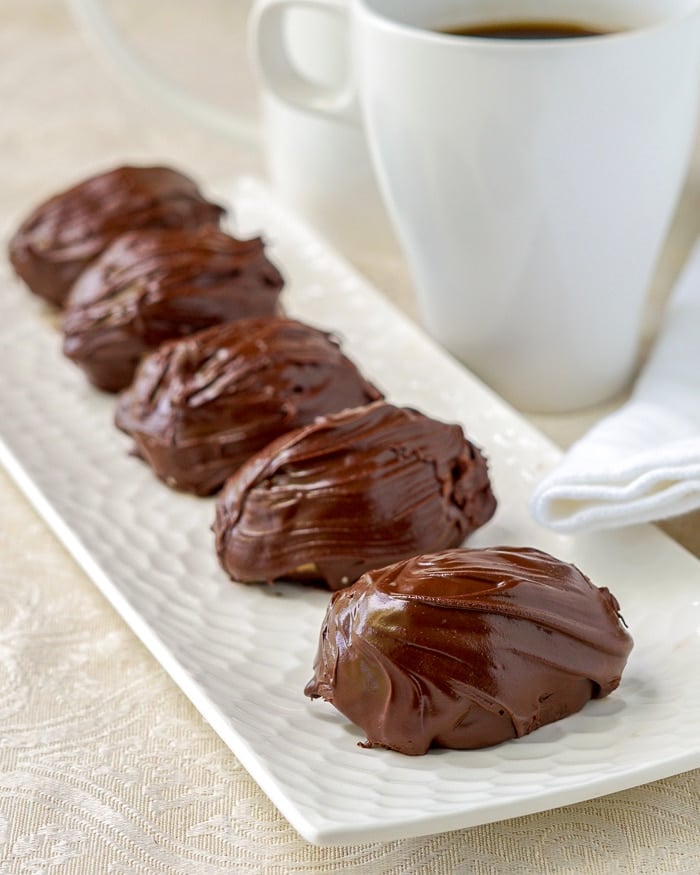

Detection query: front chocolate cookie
(305, 547), (634, 754)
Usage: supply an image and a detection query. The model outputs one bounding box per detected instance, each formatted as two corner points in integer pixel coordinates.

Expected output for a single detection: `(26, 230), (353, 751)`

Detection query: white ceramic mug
(66, 0), (394, 257)
(255, 0), (700, 412)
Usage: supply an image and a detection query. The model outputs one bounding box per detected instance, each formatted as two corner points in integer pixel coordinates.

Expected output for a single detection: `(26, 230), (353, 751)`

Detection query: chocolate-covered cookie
(8, 165), (224, 307)
(305, 546), (634, 754)
(115, 317), (383, 495)
(62, 226), (284, 392)
(214, 401), (496, 590)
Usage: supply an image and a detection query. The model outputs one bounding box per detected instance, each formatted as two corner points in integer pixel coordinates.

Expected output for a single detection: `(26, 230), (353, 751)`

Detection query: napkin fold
(530, 238), (700, 534)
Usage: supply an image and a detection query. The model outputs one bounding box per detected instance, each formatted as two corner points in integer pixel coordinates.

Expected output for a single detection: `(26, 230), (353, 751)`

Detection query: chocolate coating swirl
(115, 317), (383, 495)
(214, 401), (496, 590)
(8, 165), (224, 307)
(62, 226), (284, 392)
(305, 547), (634, 755)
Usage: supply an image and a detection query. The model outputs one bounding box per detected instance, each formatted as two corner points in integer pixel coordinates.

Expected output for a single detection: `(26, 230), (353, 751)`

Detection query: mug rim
(354, 0), (700, 48)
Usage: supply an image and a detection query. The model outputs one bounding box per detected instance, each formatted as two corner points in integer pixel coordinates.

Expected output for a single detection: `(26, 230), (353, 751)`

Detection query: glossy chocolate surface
(214, 401), (497, 590)
(8, 165), (224, 307)
(305, 547), (634, 754)
(115, 317), (383, 495)
(62, 226), (284, 392)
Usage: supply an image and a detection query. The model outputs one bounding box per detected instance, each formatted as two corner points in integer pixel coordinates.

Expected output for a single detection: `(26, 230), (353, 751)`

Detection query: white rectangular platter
(0, 178), (698, 845)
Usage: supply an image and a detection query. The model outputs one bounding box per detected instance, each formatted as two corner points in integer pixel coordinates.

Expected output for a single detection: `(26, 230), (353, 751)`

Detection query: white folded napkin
(530, 238), (700, 534)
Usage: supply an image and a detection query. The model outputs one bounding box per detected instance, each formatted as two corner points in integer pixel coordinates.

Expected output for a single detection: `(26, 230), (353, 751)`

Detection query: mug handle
(250, 0), (358, 122)
(67, 0), (260, 146)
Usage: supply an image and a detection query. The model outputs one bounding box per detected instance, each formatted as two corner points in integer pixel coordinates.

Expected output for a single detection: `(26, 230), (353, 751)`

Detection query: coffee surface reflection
(439, 20), (613, 39)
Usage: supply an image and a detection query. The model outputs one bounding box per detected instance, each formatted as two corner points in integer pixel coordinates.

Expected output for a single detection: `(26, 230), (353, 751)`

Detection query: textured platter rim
(1, 176), (699, 846)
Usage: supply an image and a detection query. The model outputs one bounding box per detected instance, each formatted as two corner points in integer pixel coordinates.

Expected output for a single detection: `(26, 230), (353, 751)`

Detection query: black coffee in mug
(439, 20), (613, 39)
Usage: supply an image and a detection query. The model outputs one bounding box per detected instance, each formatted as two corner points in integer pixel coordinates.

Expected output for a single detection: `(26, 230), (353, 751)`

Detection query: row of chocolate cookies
(8, 164), (498, 592)
(115, 304), (632, 754)
(9, 165), (632, 755)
